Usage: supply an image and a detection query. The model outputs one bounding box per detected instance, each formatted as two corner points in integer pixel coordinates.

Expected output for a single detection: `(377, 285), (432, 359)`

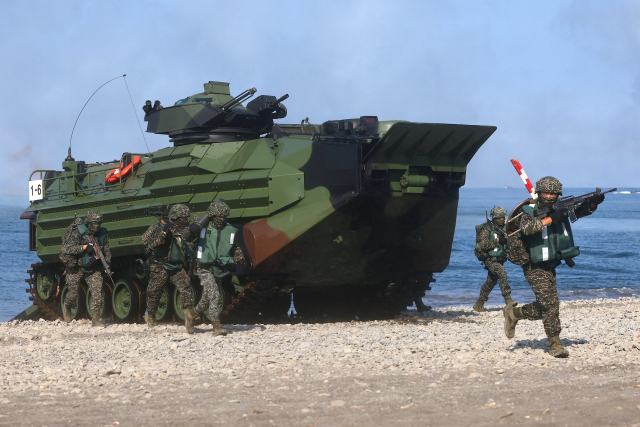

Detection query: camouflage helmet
(207, 199), (230, 217)
(490, 206), (507, 219)
(168, 204), (190, 220)
(535, 176), (563, 195)
(85, 210), (103, 223)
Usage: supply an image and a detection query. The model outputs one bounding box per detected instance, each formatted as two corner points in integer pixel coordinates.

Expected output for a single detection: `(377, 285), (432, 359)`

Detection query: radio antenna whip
(68, 74), (126, 160)
(122, 75), (151, 154)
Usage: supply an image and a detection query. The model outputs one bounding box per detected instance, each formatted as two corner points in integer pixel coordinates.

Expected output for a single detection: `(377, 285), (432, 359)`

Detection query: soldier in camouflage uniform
(504, 177), (605, 358)
(472, 206), (516, 312)
(60, 210), (111, 327)
(184, 200), (245, 336)
(141, 204), (196, 331)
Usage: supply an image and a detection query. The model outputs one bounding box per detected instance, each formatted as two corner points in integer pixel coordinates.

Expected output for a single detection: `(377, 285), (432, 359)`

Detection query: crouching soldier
(60, 210), (111, 327)
(142, 204), (196, 331)
(473, 206), (516, 312)
(184, 200), (245, 336)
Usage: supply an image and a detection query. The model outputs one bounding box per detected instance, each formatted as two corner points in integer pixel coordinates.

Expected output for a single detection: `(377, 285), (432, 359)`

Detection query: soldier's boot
(415, 297), (432, 313)
(91, 319), (106, 328)
(503, 305), (525, 339)
(548, 336), (570, 358)
(144, 312), (158, 328)
(472, 298), (485, 313)
(63, 306), (72, 323)
(212, 321), (228, 337)
(504, 295), (518, 307)
(184, 308), (198, 334)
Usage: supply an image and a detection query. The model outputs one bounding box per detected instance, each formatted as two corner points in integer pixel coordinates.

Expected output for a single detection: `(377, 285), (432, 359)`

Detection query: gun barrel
(273, 94), (289, 105)
(221, 88), (257, 111)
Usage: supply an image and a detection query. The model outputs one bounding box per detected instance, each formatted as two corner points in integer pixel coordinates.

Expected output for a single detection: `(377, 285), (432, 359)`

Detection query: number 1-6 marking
(28, 179), (44, 202)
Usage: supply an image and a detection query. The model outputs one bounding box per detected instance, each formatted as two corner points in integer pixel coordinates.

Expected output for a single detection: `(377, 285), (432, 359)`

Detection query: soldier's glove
(161, 222), (172, 233)
(189, 223), (203, 236)
(549, 210), (564, 223)
(84, 245), (95, 256)
(498, 236), (507, 245)
(591, 193), (605, 205)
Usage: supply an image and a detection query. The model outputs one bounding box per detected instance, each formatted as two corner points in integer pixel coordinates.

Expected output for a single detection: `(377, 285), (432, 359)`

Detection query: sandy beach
(1, 297), (639, 426)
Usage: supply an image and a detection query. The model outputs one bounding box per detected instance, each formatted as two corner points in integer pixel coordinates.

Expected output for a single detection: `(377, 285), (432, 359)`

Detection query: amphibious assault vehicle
(22, 80), (496, 323)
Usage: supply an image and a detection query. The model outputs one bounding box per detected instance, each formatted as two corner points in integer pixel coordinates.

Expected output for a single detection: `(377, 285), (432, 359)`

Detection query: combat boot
(212, 321), (228, 337)
(415, 298), (432, 313)
(144, 312), (158, 328)
(184, 308), (198, 334)
(472, 298), (485, 313)
(504, 295), (518, 307)
(92, 319), (106, 328)
(63, 306), (71, 323)
(548, 336), (569, 358)
(503, 305), (524, 339)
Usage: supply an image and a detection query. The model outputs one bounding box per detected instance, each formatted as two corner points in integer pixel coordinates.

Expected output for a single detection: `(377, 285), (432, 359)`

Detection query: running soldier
(504, 177), (605, 358)
(60, 210), (111, 327)
(184, 200), (245, 336)
(142, 204), (196, 330)
(473, 206), (516, 312)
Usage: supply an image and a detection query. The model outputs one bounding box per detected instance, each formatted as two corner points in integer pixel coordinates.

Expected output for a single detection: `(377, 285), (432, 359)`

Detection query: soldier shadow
(509, 338), (589, 351)
(192, 324), (266, 335)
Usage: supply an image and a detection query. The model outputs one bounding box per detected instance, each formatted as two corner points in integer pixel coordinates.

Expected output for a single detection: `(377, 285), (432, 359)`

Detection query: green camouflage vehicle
(22, 80), (496, 323)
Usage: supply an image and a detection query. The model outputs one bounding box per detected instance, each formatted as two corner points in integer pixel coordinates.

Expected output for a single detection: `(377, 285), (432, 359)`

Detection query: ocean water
(1, 189), (638, 321)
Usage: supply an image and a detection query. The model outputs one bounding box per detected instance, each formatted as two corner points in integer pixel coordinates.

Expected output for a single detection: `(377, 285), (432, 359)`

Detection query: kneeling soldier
(60, 210), (111, 327)
(142, 204), (195, 331)
(184, 200), (245, 336)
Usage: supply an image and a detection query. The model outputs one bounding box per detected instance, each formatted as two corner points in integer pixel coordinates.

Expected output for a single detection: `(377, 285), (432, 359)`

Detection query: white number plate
(29, 179), (44, 201)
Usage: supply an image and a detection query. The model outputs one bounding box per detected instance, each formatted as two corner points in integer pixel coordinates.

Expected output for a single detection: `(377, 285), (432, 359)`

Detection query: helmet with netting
(490, 206), (507, 219)
(168, 204), (190, 220)
(85, 210), (103, 223)
(535, 176), (563, 195)
(207, 199), (230, 217)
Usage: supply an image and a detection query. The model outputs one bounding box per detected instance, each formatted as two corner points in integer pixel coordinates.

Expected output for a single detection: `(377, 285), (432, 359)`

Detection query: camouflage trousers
(195, 268), (222, 321)
(146, 263), (194, 314)
(65, 269), (103, 318)
(520, 263), (561, 338)
(478, 259), (511, 302)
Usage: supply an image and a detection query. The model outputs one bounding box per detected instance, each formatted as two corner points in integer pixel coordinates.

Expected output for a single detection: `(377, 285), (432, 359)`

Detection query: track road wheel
(86, 285), (112, 320)
(174, 284), (200, 321)
(154, 286), (174, 322)
(112, 279), (140, 321)
(36, 271), (57, 301)
(60, 284), (87, 320)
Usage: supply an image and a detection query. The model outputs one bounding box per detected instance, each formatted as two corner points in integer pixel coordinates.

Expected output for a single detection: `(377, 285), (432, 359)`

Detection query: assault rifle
(531, 188), (616, 223)
(84, 234), (115, 287)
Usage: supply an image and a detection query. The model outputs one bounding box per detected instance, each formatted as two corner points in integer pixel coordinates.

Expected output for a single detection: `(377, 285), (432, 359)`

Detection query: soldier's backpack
(474, 223), (490, 262)
(59, 218), (81, 269)
(505, 200), (531, 266)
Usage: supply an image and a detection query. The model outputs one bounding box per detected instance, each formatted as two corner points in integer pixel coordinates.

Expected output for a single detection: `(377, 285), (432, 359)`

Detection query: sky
(1, 0), (638, 198)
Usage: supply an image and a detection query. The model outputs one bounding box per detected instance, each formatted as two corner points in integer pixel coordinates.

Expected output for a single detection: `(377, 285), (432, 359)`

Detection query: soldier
(504, 177), (605, 358)
(141, 204), (196, 330)
(60, 210), (111, 327)
(472, 206), (516, 312)
(184, 200), (245, 336)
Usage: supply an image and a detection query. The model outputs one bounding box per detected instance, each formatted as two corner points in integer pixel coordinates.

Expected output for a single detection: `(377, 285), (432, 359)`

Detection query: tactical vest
(522, 204), (580, 264)
(76, 221), (107, 273)
(149, 224), (191, 270)
(197, 223), (238, 277)
(487, 221), (506, 258)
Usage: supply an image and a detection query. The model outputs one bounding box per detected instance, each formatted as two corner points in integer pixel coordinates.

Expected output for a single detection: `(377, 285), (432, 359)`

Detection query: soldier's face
(539, 192), (559, 206)
(174, 216), (188, 227)
(493, 217), (505, 226)
(211, 215), (227, 229)
(88, 222), (101, 234)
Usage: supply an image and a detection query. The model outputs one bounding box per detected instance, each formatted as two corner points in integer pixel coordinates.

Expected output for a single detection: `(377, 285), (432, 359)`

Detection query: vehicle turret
(143, 81), (288, 146)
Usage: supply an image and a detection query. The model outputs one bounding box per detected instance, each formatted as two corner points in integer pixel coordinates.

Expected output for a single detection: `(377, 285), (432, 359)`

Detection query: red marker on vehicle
(510, 158), (537, 200)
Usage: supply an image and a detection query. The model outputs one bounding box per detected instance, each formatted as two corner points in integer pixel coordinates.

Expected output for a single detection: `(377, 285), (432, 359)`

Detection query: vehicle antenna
(68, 74), (127, 160)
(122, 75), (151, 154)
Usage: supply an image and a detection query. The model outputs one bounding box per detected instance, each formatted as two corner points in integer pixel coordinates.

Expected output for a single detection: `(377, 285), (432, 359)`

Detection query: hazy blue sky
(1, 0), (638, 197)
